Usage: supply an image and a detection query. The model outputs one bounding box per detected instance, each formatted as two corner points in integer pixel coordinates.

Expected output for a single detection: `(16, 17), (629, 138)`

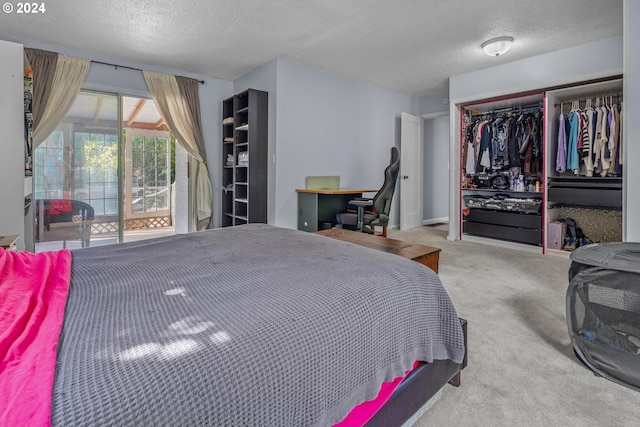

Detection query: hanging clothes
(556, 112), (567, 173)
(464, 120), (476, 174)
(607, 102), (620, 176)
(593, 105), (604, 173)
(566, 110), (580, 173)
(583, 106), (595, 176)
(477, 120), (492, 172)
(531, 111), (543, 173)
(598, 105), (611, 174)
(464, 106), (543, 180)
(461, 118), (473, 174)
(490, 118), (508, 170)
(618, 102), (624, 169)
(507, 115), (521, 168)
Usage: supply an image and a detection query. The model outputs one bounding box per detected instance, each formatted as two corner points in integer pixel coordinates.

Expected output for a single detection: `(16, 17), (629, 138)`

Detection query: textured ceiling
(0, 0), (623, 97)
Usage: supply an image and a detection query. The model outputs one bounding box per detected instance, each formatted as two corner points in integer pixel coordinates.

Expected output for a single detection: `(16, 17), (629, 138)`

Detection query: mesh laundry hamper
(567, 242), (640, 392)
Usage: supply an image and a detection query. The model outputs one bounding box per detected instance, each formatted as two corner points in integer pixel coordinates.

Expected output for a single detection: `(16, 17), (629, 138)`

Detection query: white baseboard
(422, 217), (449, 226)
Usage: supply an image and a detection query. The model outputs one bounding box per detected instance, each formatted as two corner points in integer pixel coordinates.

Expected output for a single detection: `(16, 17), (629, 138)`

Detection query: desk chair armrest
(349, 198), (374, 207)
(347, 199), (374, 233)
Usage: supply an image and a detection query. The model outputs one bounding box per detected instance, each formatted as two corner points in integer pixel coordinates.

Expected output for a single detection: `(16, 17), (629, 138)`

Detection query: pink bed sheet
(0, 249), (72, 427)
(335, 361), (420, 427)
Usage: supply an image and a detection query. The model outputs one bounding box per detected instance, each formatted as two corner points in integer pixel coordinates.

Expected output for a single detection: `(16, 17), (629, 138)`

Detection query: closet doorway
(32, 91), (182, 251)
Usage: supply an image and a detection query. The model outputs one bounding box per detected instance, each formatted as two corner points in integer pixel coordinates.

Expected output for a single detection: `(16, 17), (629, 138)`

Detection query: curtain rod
(91, 60), (205, 84)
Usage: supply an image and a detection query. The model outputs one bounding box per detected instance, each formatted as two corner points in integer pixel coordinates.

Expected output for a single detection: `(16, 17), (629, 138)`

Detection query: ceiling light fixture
(481, 36), (514, 57)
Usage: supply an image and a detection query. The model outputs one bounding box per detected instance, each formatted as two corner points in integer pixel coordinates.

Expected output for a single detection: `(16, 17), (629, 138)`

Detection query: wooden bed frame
(366, 318), (468, 427)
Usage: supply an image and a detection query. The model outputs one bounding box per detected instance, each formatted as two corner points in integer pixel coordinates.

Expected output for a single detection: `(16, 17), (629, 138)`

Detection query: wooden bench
(315, 228), (441, 273)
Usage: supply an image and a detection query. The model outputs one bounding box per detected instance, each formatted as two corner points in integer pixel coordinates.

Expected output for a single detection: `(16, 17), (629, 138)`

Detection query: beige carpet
(387, 225), (640, 427)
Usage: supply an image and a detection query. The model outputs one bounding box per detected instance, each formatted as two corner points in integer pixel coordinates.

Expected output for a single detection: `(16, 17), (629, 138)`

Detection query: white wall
(274, 58), (414, 230)
(624, 0), (640, 242)
(214, 58), (419, 230)
(448, 35), (624, 241)
(0, 40), (26, 249)
(417, 92), (450, 115)
(422, 114), (450, 223)
(449, 36), (623, 104)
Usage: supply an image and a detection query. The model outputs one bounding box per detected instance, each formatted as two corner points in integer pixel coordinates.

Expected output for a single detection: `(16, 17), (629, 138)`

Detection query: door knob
(400, 175), (409, 180)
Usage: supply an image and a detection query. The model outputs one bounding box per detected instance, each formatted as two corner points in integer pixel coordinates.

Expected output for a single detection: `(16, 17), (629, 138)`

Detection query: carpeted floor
(387, 225), (640, 427)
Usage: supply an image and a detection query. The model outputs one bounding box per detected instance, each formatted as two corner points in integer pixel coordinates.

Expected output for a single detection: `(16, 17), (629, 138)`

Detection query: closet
(458, 77), (624, 253)
(460, 93), (545, 246)
(545, 78), (623, 252)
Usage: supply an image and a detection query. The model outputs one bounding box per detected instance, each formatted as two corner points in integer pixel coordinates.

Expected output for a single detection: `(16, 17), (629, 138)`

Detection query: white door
(400, 112), (423, 230)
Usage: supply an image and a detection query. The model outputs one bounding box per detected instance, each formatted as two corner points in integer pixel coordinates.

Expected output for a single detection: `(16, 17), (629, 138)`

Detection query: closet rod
(91, 60), (205, 84)
(467, 102), (542, 117)
(553, 92), (622, 107)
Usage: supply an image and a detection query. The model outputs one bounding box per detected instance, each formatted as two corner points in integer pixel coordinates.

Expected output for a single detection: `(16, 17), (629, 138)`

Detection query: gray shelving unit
(221, 89), (268, 227)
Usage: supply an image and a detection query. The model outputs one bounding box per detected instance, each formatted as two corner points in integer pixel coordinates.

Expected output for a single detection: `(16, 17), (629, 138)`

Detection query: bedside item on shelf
(226, 154), (234, 166)
(490, 173), (509, 190)
(238, 151), (248, 166)
(473, 174), (492, 189)
(0, 235), (20, 251)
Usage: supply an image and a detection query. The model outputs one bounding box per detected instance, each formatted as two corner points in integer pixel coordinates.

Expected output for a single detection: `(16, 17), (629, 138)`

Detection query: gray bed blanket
(52, 224), (464, 426)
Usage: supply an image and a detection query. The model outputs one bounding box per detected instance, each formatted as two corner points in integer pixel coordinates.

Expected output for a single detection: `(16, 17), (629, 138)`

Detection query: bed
(1, 224), (466, 426)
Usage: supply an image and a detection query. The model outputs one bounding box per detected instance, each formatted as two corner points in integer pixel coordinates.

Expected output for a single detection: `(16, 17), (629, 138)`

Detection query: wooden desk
(296, 188), (377, 232)
(315, 228), (441, 273)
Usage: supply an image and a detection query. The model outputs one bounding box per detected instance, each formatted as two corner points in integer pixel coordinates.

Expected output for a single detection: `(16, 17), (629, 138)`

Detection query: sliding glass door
(33, 91), (175, 251)
(33, 92), (120, 250)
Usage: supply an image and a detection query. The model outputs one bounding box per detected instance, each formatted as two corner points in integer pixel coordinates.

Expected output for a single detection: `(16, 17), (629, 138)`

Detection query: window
(73, 131), (119, 216)
(33, 130), (65, 199)
(126, 129), (171, 217)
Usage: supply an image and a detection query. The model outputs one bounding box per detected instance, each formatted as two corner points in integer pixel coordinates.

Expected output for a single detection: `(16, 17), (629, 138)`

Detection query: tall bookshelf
(221, 89), (268, 227)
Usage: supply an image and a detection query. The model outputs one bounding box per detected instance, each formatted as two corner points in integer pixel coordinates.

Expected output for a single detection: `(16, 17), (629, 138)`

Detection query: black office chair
(336, 147), (400, 237)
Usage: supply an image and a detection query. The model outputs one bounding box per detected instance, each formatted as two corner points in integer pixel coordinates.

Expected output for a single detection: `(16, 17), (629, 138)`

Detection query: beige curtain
(143, 71), (213, 230)
(24, 48), (57, 133)
(30, 54), (90, 147)
(176, 76), (212, 229)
